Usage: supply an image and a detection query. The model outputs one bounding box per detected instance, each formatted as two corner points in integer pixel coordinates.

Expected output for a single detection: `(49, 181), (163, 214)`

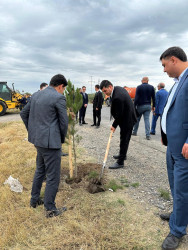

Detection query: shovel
(99, 130), (113, 181)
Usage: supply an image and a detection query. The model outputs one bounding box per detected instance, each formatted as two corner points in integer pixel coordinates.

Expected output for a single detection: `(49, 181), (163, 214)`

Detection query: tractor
(0, 82), (23, 116)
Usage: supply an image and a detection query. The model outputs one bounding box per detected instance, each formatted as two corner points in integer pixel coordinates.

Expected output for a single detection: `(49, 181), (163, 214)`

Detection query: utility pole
(88, 76), (94, 94)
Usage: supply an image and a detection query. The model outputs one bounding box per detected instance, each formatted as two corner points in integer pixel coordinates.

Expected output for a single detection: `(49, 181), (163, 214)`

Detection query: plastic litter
(4, 175), (23, 193)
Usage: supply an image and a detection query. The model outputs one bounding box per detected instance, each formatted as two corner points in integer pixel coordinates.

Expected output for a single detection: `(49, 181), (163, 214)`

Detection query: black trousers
(93, 108), (101, 126)
(118, 127), (132, 164)
(31, 146), (61, 211)
(79, 106), (87, 123)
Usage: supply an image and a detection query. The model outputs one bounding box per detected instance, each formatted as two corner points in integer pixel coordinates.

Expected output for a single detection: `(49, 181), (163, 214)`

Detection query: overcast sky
(1, 0), (188, 93)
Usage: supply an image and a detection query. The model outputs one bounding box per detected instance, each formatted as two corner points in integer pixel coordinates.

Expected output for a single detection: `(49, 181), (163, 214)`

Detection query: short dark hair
(100, 80), (113, 90)
(40, 82), (48, 89)
(82, 86), (86, 89)
(160, 46), (187, 62)
(95, 84), (100, 89)
(50, 74), (68, 87)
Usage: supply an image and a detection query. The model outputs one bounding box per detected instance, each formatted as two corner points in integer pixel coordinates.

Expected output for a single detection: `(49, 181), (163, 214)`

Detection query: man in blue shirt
(150, 83), (168, 135)
(132, 77), (155, 140)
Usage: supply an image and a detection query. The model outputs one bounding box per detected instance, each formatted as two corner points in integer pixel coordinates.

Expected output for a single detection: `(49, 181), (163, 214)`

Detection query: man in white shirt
(159, 47), (188, 250)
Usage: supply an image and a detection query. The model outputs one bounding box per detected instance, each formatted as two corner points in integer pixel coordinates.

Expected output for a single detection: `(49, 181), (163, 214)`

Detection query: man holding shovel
(100, 80), (137, 169)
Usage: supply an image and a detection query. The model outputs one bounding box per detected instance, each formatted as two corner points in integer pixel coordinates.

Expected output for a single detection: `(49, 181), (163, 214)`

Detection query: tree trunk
(68, 133), (73, 178)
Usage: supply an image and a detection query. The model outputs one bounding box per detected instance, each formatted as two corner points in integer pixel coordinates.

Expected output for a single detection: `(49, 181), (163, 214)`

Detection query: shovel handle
(103, 130), (113, 164)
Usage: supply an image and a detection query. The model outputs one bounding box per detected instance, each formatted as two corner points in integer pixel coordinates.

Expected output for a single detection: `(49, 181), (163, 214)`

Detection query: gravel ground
(77, 111), (171, 212)
(77, 104), (188, 246)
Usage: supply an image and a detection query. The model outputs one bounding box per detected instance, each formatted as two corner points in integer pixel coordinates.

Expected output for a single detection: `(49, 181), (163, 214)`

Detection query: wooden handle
(103, 130), (113, 164)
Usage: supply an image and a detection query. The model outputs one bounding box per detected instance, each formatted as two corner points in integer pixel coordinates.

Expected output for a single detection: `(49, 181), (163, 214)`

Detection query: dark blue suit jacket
(162, 68), (188, 153)
(81, 92), (88, 107)
(155, 89), (168, 115)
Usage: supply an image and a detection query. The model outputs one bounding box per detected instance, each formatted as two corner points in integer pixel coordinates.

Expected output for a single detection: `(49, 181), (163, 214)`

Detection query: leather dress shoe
(160, 212), (171, 221)
(30, 198), (44, 208)
(82, 122), (88, 124)
(109, 162), (124, 169)
(162, 233), (181, 250)
(113, 155), (127, 160)
(91, 124), (96, 126)
(61, 152), (68, 157)
(46, 207), (67, 218)
(96, 125), (100, 129)
(146, 136), (151, 140)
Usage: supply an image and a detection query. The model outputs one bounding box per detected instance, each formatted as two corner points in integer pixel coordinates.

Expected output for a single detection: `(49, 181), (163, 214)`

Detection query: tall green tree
(65, 80), (83, 178)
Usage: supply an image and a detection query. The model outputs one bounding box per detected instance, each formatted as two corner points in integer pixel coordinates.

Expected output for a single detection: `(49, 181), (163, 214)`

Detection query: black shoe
(162, 233), (181, 250)
(160, 212), (171, 221)
(150, 132), (155, 135)
(79, 123), (82, 126)
(113, 155), (120, 159)
(96, 125), (100, 129)
(45, 207), (67, 218)
(82, 122), (88, 124)
(91, 124), (96, 126)
(146, 136), (151, 140)
(113, 155), (127, 160)
(30, 198), (44, 208)
(109, 162), (124, 169)
(61, 152), (68, 157)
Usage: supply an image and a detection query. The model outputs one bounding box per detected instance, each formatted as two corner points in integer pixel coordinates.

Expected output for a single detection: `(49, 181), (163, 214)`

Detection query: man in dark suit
(20, 74), (68, 218)
(100, 80), (137, 169)
(79, 86), (88, 125)
(159, 47), (188, 250)
(150, 83), (168, 135)
(91, 84), (103, 128)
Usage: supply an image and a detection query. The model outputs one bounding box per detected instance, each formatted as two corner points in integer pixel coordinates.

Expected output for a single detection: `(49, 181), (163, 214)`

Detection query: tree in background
(65, 80), (83, 178)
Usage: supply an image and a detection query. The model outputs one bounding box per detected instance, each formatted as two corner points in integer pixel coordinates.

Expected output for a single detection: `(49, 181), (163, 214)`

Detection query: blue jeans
(132, 104), (151, 137)
(151, 113), (161, 134)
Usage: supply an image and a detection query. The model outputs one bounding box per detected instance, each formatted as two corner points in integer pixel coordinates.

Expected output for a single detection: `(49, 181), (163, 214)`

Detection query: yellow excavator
(0, 82), (24, 116)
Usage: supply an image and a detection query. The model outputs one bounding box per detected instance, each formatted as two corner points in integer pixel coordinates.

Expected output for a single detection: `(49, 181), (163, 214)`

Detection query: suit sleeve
(20, 101), (31, 130)
(86, 94), (88, 104)
(155, 92), (159, 114)
(97, 92), (103, 108)
(56, 95), (68, 143)
(112, 98), (123, 128)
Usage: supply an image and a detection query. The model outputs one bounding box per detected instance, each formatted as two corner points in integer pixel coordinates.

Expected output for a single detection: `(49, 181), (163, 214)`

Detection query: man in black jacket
(91, 84), (103, 128)
(100, 80), (137, 169)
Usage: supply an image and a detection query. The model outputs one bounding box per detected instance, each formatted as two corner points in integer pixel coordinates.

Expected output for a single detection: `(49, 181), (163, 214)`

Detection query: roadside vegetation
(0, 121), (172, 249)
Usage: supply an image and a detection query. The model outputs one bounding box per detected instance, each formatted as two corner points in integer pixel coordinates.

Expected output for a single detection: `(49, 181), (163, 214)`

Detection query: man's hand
(96, 107), (98, 110)
(111, 126), (116, 133)
(152, 107), (155, 112)
(84, 104), (87, 108)
(182, 143), (188, 159)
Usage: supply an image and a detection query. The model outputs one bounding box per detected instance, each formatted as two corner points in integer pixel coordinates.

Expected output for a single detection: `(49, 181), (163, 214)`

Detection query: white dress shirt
(161, 68), (188, 134)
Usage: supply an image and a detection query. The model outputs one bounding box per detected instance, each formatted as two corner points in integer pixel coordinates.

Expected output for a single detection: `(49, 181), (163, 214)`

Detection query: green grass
(158, 188), (170, 200)
(88, 170), (99, 179)
(105, 180), (123, 192)
(117, 199), (125, 206)
(131, 182), (139, 188)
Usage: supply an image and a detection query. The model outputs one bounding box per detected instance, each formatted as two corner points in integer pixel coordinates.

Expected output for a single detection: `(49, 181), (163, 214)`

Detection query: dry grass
(0, 121), (186, 249)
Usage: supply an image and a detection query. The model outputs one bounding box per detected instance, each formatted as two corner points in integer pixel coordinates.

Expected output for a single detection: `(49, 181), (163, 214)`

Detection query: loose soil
(62, 163), (106, 194)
